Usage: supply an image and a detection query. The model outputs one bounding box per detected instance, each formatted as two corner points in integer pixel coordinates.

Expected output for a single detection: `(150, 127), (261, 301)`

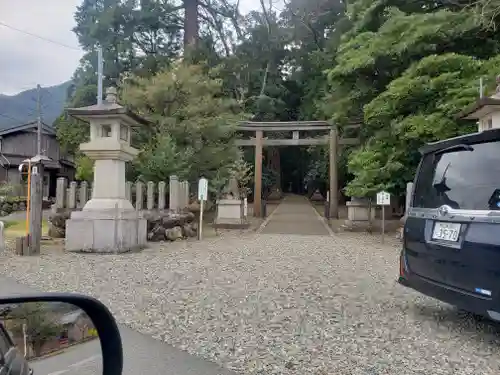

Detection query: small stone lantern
(459, 75), (500, 131)
(64, 87), (147, 253)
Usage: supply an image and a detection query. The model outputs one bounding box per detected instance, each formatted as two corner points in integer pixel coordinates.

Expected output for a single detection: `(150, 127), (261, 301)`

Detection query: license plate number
(432, 222), (461, 242)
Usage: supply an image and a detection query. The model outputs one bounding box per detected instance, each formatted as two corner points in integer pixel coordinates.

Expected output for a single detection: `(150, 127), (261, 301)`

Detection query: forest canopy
(55, 0), (500, 199)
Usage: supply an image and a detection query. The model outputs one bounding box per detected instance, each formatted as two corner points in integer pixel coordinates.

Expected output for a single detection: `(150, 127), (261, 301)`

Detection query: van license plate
(432, 222), (461, 242)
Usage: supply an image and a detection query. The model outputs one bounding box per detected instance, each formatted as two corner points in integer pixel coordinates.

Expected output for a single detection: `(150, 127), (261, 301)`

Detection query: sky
(0, 0), (281, 96)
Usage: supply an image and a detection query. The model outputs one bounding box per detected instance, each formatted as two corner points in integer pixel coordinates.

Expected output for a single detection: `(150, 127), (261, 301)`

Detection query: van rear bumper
(398, 256), (500, 319)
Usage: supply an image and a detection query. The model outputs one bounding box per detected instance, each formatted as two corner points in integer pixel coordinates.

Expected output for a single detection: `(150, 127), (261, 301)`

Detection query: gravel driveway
(0, 232), (499, 375)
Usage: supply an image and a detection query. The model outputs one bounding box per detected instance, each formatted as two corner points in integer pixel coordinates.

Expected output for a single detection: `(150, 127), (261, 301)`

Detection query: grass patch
(3, 219), (49, 237)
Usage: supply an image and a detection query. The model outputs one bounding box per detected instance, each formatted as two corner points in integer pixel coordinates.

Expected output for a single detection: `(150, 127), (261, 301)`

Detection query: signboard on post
(197, 178), (208, 240)
(198, 178), (208, 201)
(376, 190), (390, 243)
(376, 191), (390, 206)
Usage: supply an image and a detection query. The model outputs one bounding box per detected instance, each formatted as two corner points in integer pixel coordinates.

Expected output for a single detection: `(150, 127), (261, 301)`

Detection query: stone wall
(48, 176), (195, 241)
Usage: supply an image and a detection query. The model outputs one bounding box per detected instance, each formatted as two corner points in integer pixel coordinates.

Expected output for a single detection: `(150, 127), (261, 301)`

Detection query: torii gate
(236, 121), (359, 218)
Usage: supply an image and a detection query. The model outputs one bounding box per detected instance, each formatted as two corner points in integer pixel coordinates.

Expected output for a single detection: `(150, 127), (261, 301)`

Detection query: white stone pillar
(147, 181), (155, 210)
(79, 181), (89, 208)
(68, 181), (77, 209)
(169, 176), (179, 212)
(158, 181), (166, 210)
(56, 177), (67, 209)
(125, 181), (132, 203)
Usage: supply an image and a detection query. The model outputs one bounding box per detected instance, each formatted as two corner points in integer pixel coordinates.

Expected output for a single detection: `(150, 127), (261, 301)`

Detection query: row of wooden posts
(55, 175), (191, 211)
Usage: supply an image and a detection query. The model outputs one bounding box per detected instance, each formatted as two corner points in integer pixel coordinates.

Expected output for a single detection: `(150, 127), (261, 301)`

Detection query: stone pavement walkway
(259, 194), (332, 236)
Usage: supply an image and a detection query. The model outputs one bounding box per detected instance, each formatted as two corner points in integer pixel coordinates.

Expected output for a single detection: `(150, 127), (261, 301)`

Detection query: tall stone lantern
(64, 87), (147, 253)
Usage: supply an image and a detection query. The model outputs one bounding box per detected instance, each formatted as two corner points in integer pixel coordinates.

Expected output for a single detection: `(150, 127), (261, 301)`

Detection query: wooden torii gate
(236, 121), (359, 218)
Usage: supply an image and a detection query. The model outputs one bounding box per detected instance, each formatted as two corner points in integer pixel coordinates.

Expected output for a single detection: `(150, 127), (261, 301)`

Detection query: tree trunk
(184, 0), (199, 50)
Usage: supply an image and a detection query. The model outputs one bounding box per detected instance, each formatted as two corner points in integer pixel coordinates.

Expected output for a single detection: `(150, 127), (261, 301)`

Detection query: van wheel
(456, 309), (484, 321)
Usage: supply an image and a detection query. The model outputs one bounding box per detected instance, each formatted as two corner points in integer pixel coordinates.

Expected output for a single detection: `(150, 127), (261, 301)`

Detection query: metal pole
(36, 84), (41, 155)
(198, 199), (204, 240)
(97, 46), (103, 105)
(381, 204), (385, 243)
(480, 77), (484, 98)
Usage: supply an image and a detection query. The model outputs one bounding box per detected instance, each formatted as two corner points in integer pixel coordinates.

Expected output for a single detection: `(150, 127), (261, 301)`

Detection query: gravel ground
(1, 232), (500, 375)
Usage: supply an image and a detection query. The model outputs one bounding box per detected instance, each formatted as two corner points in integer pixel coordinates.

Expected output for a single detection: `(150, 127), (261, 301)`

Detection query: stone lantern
(459, 75), (500, 131)
(64, 87), (147, 253)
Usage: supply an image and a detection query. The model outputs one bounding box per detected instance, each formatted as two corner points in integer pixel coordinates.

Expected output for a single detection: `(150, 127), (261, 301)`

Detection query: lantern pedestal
(65, 209), (147, 253)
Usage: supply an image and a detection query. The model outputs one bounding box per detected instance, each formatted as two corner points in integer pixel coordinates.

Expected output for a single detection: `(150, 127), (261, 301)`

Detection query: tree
(6, 303), (60, 357)
(120, 63), (246, 193)
(228, 155), (253, 198)
(322, 0), (500, 198)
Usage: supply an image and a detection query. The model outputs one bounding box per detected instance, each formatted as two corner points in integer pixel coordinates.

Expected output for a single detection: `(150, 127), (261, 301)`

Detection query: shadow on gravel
(413, 303), (500, 342)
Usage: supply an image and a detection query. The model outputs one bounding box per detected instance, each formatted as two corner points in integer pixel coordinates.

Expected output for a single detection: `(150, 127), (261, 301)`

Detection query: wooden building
(0, 121), (75, 198)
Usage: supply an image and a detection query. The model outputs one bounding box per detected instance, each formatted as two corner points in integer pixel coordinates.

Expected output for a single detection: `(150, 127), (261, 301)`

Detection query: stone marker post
(56, 177), (67, 209)
(184, 181), (190, 208)
(68, 181), (77, 209)
(179, 181), (188, 209)
(178, 181), (184, 210)
(135, 181), (144, 210)
(147, 181), (155, 210)
(169, 176), (179, 212)
(125, 181), (132, 203)
(79, 181), (89, 208)
(158, 181), (166, 210)
(66, 188), (71, 209)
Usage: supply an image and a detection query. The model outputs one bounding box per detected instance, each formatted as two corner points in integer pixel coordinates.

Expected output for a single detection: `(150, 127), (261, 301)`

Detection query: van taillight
(399, 255), (405, 277)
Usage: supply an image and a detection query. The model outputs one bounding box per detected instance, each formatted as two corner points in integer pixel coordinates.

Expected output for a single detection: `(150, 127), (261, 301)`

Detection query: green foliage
(229, 156), (253, 198)
(7, 303), (61, 356)
(344, 53), (486, 197)
(320, 0), (500, 198)
(0, 182), (14, 197)
(75, 154), (94, 182)
(121, 63), (246, 191)
(56, 0), (500, 202)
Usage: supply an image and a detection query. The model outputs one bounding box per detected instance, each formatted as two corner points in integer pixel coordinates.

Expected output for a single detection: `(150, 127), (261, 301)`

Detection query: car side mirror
(0, 293), (122, 375)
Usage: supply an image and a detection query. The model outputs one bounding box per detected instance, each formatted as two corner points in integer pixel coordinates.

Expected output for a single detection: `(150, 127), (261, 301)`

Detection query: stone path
(259, 194), (332, 236)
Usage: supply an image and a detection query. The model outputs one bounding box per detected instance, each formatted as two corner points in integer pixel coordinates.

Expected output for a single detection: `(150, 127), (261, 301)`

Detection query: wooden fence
(54, 175), (190, 211)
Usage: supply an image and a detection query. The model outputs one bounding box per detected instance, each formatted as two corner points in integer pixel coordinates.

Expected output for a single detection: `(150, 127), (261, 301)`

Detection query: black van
(398, 128), (500, 320)
(0, 323), (32, 375)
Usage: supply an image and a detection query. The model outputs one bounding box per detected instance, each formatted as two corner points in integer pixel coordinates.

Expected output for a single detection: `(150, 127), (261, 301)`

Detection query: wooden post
(25, 161), (31, 235)
(15, 237), (23, 255)
(28, 163), (44, 255)
(22, 235), (29, 256)
(253, 130), (263, 217)
(329, 127), (339, 219)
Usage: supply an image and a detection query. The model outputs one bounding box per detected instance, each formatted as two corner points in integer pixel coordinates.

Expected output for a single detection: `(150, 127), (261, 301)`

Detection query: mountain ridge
(0, 81), (71, 131)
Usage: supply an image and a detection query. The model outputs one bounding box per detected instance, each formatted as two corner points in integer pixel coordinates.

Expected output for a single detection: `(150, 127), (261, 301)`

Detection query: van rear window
(413, 140), (500, 210)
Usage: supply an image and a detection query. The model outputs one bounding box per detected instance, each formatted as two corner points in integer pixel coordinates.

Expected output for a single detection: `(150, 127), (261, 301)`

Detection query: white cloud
(0, 0), (281, 95)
